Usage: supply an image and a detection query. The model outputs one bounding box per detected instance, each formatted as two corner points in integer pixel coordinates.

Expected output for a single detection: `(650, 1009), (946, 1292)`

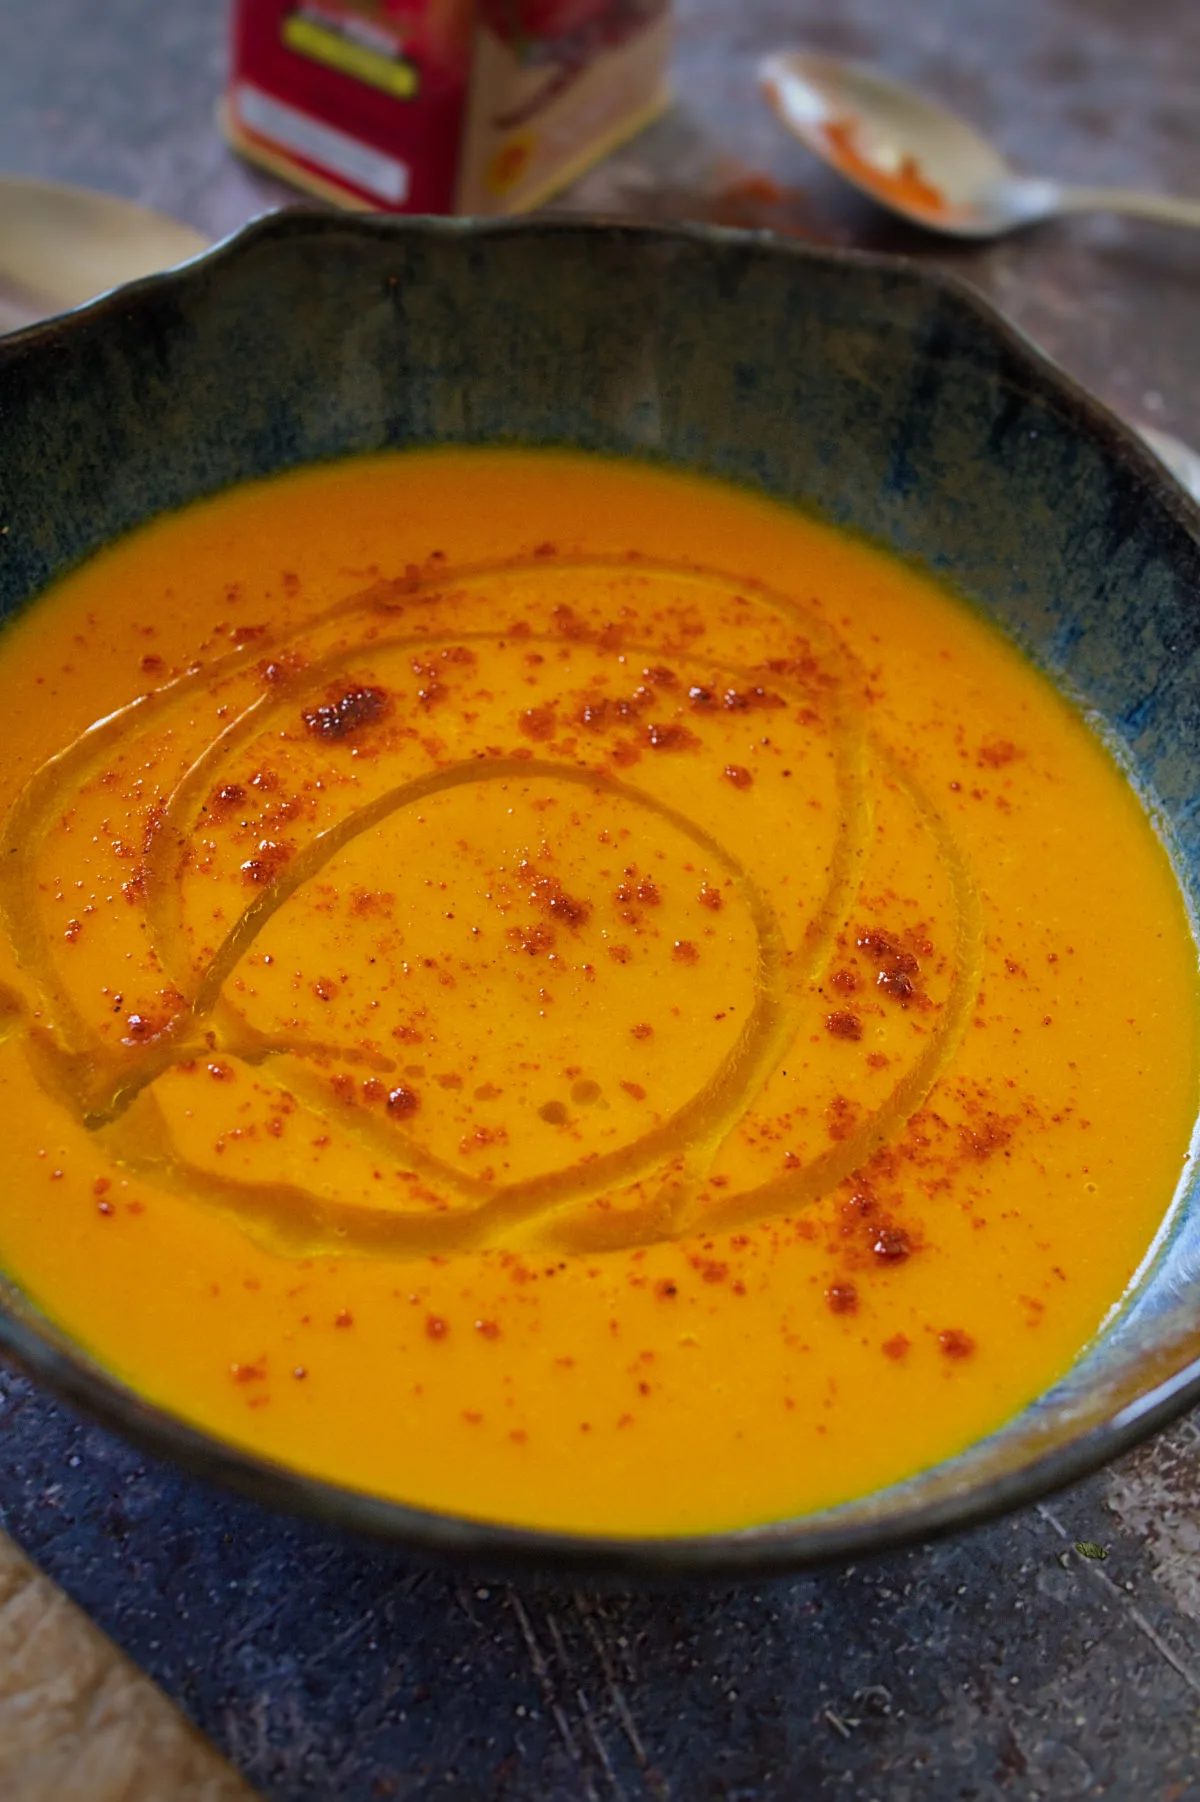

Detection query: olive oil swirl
(0, 555), (980, 1256)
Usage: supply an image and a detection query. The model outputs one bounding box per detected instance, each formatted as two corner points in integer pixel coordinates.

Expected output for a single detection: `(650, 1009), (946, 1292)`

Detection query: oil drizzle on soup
(0, 449), (1193, 1535)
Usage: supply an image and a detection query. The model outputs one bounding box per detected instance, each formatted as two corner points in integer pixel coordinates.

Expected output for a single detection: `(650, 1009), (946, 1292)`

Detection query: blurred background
(1, 0), (1197, 437)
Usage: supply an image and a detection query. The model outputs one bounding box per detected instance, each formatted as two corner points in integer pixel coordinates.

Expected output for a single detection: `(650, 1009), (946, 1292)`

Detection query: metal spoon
(0, 176), (207, 334)
(761, 51), (1200, 239)
(1138, 425), (1200, 504)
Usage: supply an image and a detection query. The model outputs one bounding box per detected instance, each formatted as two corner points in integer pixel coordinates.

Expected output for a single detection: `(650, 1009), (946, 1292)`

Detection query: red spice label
(226, 0), (671, 214)
(229, 0), (475, 211)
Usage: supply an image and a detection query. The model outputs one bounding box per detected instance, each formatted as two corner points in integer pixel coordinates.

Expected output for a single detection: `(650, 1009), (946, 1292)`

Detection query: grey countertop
(2, 2), (1200, 1797)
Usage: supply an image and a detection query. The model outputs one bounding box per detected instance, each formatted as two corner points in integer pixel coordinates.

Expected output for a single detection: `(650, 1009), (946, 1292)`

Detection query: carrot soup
(0, 448), (1194, 1535)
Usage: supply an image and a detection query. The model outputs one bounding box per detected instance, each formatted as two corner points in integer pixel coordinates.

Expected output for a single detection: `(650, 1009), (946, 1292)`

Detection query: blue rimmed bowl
(1, 210), (1198, 1578)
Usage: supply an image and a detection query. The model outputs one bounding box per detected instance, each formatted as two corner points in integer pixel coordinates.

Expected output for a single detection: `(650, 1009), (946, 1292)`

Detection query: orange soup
(0, 449), (1195, 1535)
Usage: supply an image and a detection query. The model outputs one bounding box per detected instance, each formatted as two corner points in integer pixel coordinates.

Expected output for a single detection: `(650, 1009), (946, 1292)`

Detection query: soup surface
(0, 449), (1195, 1535)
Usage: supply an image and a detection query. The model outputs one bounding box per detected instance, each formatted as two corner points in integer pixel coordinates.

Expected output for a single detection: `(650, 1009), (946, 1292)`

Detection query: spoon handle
(1053, 183), (1200, 230)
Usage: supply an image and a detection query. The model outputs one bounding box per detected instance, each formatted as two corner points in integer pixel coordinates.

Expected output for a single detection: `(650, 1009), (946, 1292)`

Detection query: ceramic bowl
(1, 211), (1199, 1577)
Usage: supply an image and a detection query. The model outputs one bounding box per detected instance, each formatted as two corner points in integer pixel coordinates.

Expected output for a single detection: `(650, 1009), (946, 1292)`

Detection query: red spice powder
(645, 721), (700, 752)
(302, 684), (389, 740)
(706, 169), (836, 243)
(871, 1227), (912, 1263)
(857, 928), (921, 1006)
(240, 840), (293, 885)
(519, 704), (556, 742)
(825, 1009), (863, 1042)
(526, 867), (590, 928)
(822, 116), (952, 218)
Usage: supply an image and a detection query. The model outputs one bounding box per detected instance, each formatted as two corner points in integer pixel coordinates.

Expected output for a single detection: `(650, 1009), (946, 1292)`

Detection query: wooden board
(0, 1529), (258, 1802)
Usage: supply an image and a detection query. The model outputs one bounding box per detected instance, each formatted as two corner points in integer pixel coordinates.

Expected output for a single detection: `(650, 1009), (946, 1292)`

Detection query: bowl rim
(2, 206), (1199, 1579)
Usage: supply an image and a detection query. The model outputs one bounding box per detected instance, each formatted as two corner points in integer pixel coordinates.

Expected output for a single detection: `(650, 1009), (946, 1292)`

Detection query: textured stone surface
(4, 1364), (1200, 1801)
(0, 2), (1199, 1798)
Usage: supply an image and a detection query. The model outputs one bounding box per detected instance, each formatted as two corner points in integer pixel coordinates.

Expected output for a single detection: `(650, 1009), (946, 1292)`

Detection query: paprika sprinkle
(0, 448), (1191, 1536)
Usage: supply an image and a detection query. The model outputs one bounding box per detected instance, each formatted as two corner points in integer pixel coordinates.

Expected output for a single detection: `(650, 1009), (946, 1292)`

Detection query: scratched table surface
(2, 1), (1200, 1797)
